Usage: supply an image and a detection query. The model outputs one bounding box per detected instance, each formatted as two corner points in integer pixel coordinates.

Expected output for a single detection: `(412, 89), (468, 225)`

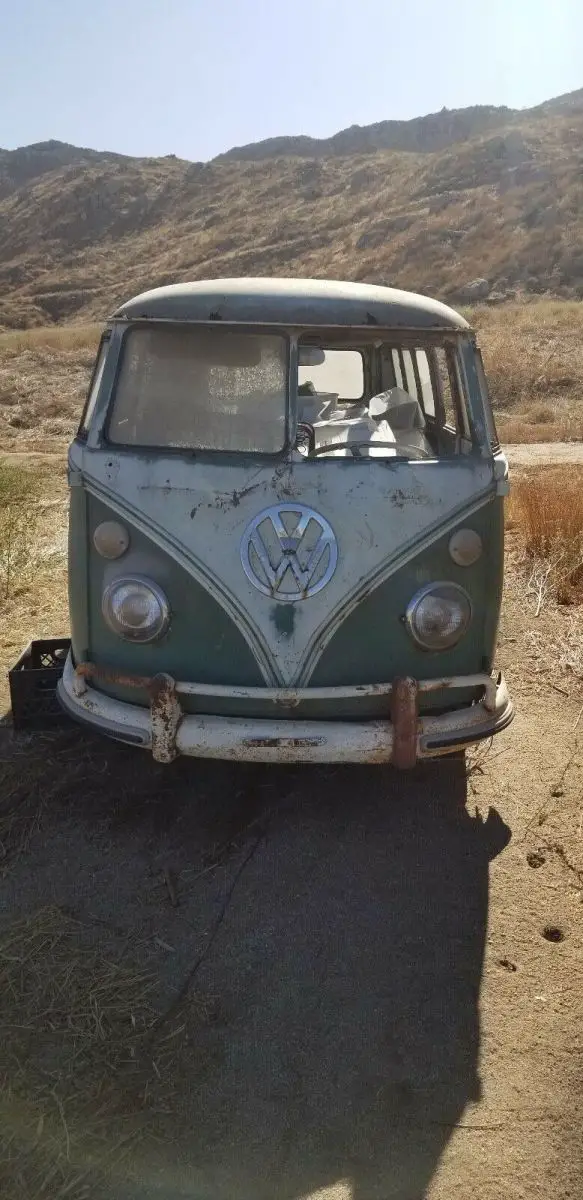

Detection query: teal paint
(67, 483), (89, 663)
(85, 494), (265, 691)
(309, 497), (503, 713)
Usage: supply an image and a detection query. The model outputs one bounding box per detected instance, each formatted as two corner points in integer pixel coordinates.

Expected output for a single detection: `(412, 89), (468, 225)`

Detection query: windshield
(104, 326), (478, 461)
(108, 327), (288, 453)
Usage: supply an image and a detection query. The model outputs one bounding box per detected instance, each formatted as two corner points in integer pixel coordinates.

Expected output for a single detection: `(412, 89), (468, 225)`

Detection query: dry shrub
(0, 907), (190, 1200)
(527, 403), (555, 424)
(510, 472), (583, 604)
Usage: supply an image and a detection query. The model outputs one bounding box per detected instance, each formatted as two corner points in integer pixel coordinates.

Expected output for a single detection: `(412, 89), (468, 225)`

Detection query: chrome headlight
(102, 576), (170, 642)
(405, 582), (471, 651)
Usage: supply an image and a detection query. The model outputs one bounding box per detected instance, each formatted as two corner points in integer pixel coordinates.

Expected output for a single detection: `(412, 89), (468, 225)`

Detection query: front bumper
(57, 653), (513, 767)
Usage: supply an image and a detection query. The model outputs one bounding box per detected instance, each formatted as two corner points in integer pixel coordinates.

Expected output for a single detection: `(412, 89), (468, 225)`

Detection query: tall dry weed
(510, 473), (583, 604)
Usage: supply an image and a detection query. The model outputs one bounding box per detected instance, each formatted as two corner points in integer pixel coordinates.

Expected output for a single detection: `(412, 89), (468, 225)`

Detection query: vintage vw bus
(57, 278), (513, 767)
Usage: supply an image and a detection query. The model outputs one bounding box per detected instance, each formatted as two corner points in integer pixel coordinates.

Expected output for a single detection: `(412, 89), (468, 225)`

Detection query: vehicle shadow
(0, 728), (510, 1199)
(130, 755), (510, 1200)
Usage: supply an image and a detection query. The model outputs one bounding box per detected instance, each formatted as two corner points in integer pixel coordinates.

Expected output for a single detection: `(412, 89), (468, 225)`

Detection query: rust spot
(367, 747), (392, 763)
(76, 662), (153, 691)
(390, 677), (419, 769)
(150, 673), (181, 763)
(149, 673), (171, 702)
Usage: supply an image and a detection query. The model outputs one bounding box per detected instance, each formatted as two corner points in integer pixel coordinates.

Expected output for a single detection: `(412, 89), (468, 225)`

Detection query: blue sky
(2, 0), (582, 160)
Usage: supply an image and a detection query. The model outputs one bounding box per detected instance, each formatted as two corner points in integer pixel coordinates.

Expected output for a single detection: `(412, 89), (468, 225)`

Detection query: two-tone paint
(58, 278), (513, 764)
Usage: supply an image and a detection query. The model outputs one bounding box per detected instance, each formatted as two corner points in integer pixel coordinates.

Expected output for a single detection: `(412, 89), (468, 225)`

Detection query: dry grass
(473, 300), (583, 414)
(0, 460), (69, 714)
(0, 462), (45, 600)
(0, 326), (100, 357)
(0, 327), (100, 451)
(498, 412), (583, 444)
(508, 467), (583, 606)
(0, 907), (190, 1200)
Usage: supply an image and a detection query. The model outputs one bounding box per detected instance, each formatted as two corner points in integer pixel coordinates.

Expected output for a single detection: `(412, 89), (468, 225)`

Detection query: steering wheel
(310, 439), (432, 460)
(295, 421), (316, 456)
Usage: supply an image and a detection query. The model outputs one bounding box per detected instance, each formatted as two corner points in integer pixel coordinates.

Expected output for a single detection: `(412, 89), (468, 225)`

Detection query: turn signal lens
(448, 528), (483, 567)
(93, 520), (130, 559)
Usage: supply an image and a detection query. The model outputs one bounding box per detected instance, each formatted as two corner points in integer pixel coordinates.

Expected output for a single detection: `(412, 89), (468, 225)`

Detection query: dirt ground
(1, 451), (583, 1199)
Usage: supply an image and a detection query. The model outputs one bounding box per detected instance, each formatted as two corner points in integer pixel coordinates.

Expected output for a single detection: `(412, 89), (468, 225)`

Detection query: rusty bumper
(57, 653), (513, 767)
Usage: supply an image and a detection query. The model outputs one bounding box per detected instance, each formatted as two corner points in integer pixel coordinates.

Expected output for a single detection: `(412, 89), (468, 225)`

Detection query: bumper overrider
(57, 652), (513, 767)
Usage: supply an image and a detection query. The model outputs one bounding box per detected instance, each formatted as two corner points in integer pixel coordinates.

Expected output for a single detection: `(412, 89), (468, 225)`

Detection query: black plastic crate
(8, 638), (72, 730)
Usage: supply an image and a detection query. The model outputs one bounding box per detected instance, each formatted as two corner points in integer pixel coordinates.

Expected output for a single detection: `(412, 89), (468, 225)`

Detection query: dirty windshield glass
(108, 327), (287, 452)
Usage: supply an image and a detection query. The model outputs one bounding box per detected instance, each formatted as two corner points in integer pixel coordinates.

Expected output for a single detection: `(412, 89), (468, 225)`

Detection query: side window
(78, 336), (109, 438)
(434, 347), (458, 430)
(391, 349), (404, 390)
(415, 350), (435, 417)
(401, 350), (418, 399)
(474, 348), (500, 450)
(396, 348), (437, 420)
(383, 342), (471, 453)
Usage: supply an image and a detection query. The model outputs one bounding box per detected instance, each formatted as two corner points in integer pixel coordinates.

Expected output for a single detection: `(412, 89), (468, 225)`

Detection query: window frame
(474, 346), (500, 452)
(92, 322), (485, 462)
(103, 322), (292, 459)
(77, 333), (110, 441)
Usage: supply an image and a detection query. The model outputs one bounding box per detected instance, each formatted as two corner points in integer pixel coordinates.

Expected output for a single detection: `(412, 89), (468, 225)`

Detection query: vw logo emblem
(240, 504), (338, 601)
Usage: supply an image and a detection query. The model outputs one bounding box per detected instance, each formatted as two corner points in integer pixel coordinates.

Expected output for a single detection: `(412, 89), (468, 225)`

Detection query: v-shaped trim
(83, 472), (493, 687)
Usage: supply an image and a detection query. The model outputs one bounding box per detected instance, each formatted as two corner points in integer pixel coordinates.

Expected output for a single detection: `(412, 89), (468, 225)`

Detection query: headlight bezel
(101, 575), (171, 643)
(404, 581), (472, 652)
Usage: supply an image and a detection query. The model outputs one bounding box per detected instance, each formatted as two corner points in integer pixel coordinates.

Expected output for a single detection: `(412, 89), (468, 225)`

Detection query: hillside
(1, 89), (583, 329)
